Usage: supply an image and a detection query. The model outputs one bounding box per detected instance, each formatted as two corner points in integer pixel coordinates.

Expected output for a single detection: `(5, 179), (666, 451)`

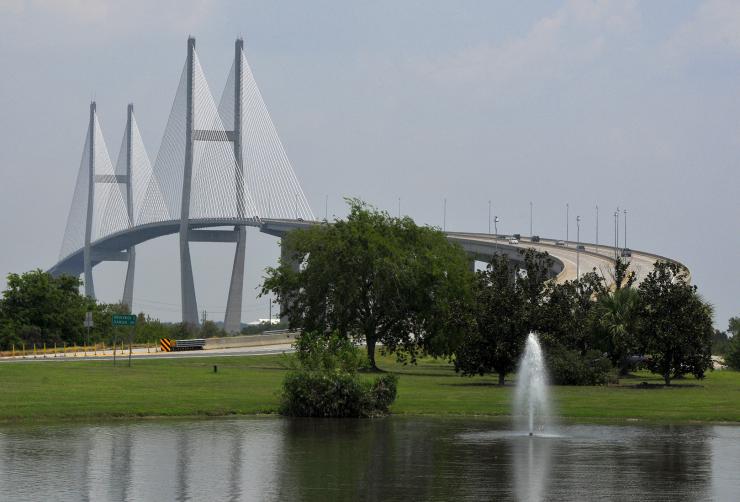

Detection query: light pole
(443, 198), (447, 231)
(613, 209), (619, 260)
(623, 208), (627, 250)
(616, 206), (620, 257)
(324, 195), (328, 220)
(566, 203), (569, 243)
(576, 215), (581, 279)
(494, 216), (500, 252)
(488, 200), (492, 235)
(595, 204), (599, 254)
(398, 197), (401, 218)
(530, 201), (533, 237)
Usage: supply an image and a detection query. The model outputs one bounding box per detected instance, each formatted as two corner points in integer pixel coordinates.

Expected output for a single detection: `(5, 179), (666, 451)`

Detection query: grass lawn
(1, 353), (739, 423)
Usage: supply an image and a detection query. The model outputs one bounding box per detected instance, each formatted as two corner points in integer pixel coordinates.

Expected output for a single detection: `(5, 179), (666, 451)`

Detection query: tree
(537, 270), (605, 355)
(729, 317), (740, 338)
(591, 287), (640, 374)
(637, 261), (713, 385)
(724, 317), (740, 370)
(0, 270), (89, 348)
(261, 200), (472, 369)
(610, 258), (636, 291)
(454, 250), (551, 385)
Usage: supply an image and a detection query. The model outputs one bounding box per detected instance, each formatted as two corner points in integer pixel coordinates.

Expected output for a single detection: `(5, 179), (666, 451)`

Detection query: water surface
(0, 417), (738, 501)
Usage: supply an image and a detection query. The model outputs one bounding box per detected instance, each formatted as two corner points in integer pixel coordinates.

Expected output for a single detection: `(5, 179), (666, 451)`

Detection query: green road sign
(112, 314), (137, 326)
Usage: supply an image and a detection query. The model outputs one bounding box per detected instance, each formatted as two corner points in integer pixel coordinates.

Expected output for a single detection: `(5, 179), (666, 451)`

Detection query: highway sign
(112, 314), (137, 326)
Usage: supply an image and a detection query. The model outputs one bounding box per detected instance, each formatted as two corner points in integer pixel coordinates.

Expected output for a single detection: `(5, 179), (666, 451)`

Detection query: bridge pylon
(83, 102), (96, 298)
(55, 36), (316, 331)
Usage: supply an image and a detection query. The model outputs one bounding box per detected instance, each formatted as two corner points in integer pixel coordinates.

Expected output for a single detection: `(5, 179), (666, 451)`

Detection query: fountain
(514, 333), (551, 436)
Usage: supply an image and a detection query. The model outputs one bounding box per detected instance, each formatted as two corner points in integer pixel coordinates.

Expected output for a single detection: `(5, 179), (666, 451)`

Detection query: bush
(726, 336), (740, 371)
(545, 346), (616, 385)
(279, 331), (398, 417)
(280, 370), (398, 418)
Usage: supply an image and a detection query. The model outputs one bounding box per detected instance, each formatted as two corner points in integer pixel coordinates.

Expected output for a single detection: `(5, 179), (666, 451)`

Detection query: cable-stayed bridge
(50, 38), (315, 332)
(50, 37), (685, 333)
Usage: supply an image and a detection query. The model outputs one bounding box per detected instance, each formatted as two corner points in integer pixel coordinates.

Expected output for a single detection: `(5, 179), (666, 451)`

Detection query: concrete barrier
(204, 331), (297, 350)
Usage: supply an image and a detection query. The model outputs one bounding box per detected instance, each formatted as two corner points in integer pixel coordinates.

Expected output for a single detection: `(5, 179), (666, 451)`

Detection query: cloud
(0, 0), (215, 45)
(664, 0), (740, 63)
(408, 0), (638, 97)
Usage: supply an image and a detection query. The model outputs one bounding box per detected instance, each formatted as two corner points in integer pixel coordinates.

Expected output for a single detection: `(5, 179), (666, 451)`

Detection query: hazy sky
(0, 1), (737, 327)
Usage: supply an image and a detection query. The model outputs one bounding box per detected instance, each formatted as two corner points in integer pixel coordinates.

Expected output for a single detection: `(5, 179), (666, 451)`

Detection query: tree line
(0, 201), (729, 384)
(0, 271), (281, 350)
(263, 201), (720, 386)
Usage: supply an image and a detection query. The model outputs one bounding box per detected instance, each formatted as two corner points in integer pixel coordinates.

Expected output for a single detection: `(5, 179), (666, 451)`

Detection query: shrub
(545, 345), (616, 385)
(279, 331), (398, 417)
(725, 336), (740, 371)
(280, 370), (398, 418)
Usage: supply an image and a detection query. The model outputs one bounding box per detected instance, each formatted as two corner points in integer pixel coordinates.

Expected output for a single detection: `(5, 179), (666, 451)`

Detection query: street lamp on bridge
(494, 216), (500, 253)
(576, 215), (581, 279)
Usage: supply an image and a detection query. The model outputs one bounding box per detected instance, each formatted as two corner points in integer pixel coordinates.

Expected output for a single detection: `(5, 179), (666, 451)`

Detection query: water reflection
(0, 418), (737, 501)
(514, 436), (551, 501)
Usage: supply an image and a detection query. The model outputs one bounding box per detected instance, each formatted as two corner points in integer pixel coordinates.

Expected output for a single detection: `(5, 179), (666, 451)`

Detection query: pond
(0, 416), (738, 501)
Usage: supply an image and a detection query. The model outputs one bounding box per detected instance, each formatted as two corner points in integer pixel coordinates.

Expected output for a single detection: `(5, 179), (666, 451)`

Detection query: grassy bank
(1, 353), (739, 423)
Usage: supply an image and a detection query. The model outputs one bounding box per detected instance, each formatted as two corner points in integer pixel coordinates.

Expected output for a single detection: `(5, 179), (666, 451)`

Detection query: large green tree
(637, 261), (713, 385)
(454, 249), (552, 385)
(0, 269), (90, 348)
(537, 270), (605, 355)
(261, 200), (472, 369)
(722, 317), (740, 370)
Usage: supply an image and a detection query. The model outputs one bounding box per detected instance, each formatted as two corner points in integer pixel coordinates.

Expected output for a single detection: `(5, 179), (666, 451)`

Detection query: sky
(0, 0), (737, 328)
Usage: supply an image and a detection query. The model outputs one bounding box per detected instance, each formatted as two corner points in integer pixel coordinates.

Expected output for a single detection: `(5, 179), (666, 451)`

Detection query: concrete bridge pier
(224, 226), (247, 333)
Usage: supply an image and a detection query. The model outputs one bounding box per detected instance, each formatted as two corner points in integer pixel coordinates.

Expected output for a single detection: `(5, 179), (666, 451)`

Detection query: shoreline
(2, 409), (739, 428)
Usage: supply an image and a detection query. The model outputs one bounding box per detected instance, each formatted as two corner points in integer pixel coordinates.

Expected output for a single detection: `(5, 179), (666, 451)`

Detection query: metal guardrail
(171, 338), (206, 351)
(261, 328), (297, 336)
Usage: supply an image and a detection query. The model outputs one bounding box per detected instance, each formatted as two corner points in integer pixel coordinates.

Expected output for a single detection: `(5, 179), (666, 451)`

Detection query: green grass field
(1, 353), (739, 423)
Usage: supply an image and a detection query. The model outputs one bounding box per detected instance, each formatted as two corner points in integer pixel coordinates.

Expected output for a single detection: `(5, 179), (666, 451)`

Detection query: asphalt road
(0, 343), (294, 363)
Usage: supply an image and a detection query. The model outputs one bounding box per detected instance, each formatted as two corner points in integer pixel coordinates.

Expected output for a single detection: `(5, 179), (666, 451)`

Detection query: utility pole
(529, 201), (533, 237)
(325, 195), (328, 220)
(398, 197), (401, 218)
(566, 203), (569, 243)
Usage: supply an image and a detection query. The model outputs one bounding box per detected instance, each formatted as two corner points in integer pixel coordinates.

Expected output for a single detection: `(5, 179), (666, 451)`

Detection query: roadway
(0, 343), (294, 363)
(446, 232), (684, 287)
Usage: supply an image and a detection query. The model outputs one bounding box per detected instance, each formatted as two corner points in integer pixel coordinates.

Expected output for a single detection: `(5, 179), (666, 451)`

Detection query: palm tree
(592, 287), (640, 375)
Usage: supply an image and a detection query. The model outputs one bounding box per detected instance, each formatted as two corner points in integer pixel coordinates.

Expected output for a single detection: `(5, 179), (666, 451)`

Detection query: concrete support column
(122, 103), (136, 312)
(83, 101), (96, 298)
(224, 227), (247, 333)
(223, 38), (247, 334)
(179, 37), (199, 326)
(224, 226), (246, 333)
